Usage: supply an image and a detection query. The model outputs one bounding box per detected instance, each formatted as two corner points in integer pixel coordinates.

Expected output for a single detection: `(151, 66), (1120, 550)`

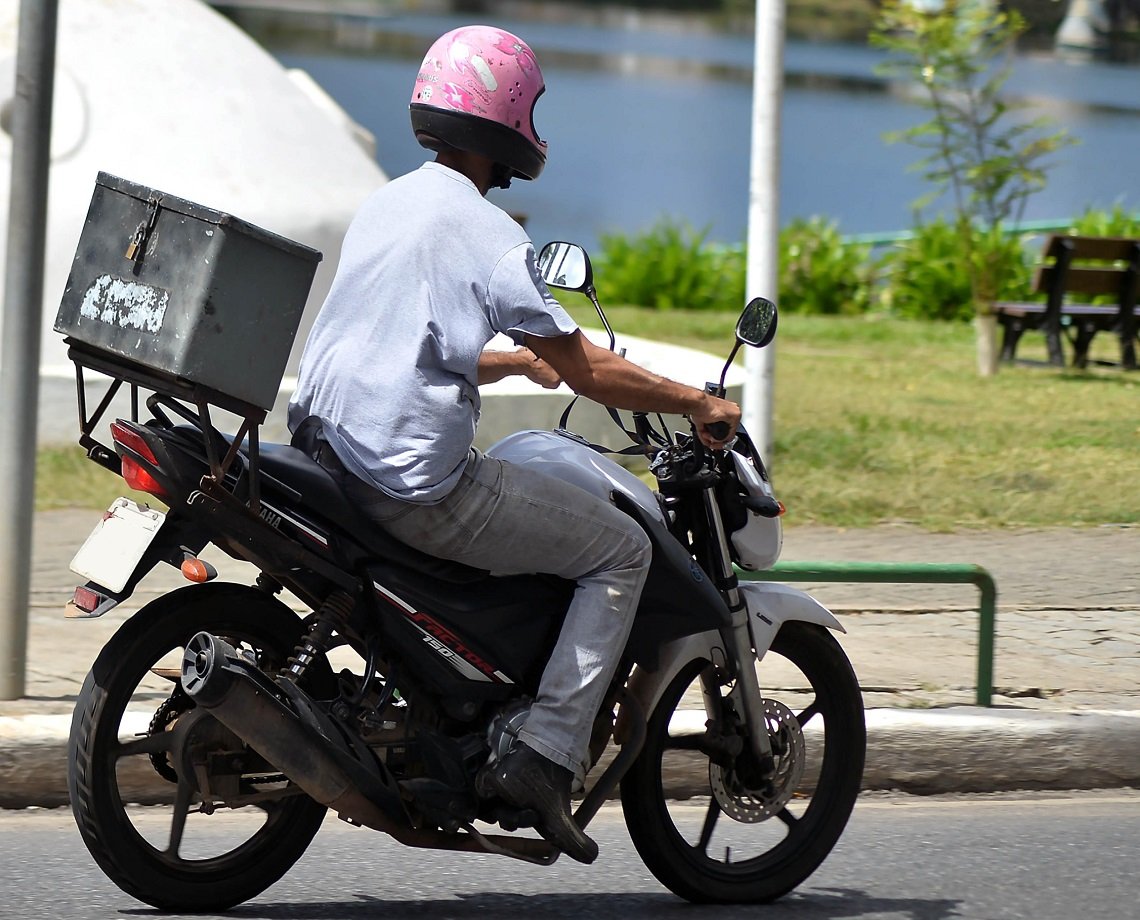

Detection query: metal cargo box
(55, 172), (322, 411)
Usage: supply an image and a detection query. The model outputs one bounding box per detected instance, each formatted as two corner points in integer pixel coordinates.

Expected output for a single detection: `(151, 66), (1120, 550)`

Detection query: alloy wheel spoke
(776, 806), (800, 828)
(164, 776), (196, 859)
(114, 732), (172, 760)
(697, 798), (721, 853)
(796, 698), (821, 728)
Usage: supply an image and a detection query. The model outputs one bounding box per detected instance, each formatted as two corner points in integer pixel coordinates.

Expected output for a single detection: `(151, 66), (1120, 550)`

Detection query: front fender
(739, 581), (845, 659)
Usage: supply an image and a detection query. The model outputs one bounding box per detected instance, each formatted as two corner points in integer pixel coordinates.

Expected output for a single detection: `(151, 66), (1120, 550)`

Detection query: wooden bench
(994, 234), (1140, 370)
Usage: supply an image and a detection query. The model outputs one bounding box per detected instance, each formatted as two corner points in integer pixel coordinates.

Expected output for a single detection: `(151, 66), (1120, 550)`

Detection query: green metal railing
(840, 217), (1088, 249)
(740, 561), (998, 707)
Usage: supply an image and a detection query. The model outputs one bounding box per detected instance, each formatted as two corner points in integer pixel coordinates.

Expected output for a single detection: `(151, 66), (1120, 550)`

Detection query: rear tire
(621, 622), (865, 903)
(68, 583), (331, 911)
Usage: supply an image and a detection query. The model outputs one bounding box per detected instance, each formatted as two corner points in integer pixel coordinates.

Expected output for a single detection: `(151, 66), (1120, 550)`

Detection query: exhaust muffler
(181, 631), (561, 863)
(180, 631), (407, 832)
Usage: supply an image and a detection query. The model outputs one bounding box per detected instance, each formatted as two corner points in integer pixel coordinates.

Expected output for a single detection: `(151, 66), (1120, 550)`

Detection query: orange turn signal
(181, 558), (212, 583)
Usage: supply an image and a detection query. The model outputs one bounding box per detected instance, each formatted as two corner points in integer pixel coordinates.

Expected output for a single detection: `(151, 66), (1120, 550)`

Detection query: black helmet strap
(491, 163), (514, 190)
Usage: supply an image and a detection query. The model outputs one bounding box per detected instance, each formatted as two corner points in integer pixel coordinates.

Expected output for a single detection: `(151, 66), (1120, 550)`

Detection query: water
(263, 12), (1140, 254)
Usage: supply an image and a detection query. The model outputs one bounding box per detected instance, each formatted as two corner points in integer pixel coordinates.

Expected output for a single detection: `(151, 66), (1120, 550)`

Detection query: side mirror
(537, 241), (593, 293)
(715, 297), (778, 394)
(737, 297), (778, 348)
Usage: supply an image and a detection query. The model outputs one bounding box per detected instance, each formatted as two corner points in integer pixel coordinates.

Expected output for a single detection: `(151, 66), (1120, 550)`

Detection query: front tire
(68, 583), (332, 912)
(620, 622), (865, 903)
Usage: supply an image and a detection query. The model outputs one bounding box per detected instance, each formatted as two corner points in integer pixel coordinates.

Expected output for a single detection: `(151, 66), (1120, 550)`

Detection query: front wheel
(620, 621), (865, 903)
(68, 583), (333, 912)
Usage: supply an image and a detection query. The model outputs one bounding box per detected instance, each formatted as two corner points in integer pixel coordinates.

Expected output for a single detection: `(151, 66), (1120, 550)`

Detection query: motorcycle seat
(255, 441), (491, 584)
(169, 424), (490, 585)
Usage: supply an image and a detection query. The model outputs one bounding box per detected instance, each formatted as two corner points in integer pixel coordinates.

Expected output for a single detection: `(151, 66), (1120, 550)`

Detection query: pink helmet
(410, 25), (548, 184)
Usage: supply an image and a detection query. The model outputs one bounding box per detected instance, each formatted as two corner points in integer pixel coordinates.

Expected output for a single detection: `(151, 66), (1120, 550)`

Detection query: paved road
(1, 794), (1137, 919)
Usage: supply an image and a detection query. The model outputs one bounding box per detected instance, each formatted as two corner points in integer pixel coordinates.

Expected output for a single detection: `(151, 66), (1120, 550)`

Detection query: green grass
(563, 303), (1139, 530)
(35, 445), (156, 512)
(39, 306), (1140, 530)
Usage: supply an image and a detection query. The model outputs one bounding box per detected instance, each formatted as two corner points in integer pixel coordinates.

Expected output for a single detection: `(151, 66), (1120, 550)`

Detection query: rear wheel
(68, 583), (332, 912)
(620, 622), (865, 903)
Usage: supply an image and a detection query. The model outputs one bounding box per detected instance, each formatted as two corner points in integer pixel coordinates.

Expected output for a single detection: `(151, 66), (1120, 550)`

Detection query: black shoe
(476, 743), (599, 864)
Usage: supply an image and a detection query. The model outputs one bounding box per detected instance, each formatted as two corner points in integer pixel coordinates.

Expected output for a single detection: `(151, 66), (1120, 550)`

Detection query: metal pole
(743, 0), (784, 462)
(0, 0), (59, 700)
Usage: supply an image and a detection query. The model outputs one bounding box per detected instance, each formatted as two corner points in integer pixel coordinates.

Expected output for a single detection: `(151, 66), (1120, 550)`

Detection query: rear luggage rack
(66, 340), (270, 511)
(54, 172), (323, 515)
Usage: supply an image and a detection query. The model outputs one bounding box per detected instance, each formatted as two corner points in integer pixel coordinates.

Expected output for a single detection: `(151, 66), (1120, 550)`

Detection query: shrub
(596, 219), (746, 312)
(778, 216), (874, 315)
(596, 215), (878, 316)
(872, 0), (1072, 374)
(1068, 204), (1140, 237)
(881, 218), (1031, 322)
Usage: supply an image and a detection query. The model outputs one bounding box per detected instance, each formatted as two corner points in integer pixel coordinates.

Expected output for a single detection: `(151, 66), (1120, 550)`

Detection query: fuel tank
(486, 429), (666, 526)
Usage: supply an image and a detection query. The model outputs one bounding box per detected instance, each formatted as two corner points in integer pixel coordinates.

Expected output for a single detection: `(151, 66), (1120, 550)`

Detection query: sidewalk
(1, 511), (1138, 806)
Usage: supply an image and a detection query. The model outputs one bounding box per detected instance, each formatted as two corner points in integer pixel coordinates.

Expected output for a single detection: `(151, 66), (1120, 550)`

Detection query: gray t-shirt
(288, 162), (578, 502)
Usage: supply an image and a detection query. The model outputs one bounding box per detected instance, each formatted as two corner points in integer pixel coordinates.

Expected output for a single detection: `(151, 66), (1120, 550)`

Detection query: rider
(288, 25), (741, 864)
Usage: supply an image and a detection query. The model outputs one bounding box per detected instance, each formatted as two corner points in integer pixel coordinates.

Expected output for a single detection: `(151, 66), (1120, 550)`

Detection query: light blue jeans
(335, 448), (652, 776)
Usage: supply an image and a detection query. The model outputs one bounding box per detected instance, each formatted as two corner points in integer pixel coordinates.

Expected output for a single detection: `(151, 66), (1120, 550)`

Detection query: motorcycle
(62, 241), (865, 911)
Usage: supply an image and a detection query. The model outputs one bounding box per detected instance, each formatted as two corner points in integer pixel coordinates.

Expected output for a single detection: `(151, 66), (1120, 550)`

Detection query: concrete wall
(0, 0), (387, 384)
(39, 328), (747, 459)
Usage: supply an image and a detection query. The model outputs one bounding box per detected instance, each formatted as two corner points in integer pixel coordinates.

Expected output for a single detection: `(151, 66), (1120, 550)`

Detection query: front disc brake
(709, 698), (806, 821)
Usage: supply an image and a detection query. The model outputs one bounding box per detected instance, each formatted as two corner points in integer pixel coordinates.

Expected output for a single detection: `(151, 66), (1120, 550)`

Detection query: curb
(862, 708), (1140, 794)
(3, 708), (1138, 809)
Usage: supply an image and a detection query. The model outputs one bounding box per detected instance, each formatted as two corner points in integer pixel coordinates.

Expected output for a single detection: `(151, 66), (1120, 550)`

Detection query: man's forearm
(552, 342), (710, 415)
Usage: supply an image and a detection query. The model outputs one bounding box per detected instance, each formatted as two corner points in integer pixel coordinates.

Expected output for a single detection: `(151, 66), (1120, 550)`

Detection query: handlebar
(705, 421), (731, 442)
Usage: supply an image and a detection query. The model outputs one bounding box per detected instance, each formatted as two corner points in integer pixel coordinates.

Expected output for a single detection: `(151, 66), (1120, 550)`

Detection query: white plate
(69, 497), (166, 593)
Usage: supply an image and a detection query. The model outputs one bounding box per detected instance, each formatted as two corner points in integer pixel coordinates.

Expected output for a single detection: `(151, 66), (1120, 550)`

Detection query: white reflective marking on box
(69, 497), (165, 593)
(79, 274), (169, 334)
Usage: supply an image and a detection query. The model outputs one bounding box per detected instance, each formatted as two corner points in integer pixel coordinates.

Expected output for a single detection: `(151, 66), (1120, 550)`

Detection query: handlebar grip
(706, 421), (731, 441)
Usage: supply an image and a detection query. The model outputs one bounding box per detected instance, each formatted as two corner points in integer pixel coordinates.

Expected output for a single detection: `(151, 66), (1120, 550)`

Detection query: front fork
(700, 484), (777, 778)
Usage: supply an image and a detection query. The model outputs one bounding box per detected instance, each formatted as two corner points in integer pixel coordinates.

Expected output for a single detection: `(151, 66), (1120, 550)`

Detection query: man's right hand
(690, 394), (741, 450)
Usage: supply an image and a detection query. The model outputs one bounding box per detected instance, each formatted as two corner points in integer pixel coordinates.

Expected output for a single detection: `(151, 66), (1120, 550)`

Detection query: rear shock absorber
(281, 590), (354, 683)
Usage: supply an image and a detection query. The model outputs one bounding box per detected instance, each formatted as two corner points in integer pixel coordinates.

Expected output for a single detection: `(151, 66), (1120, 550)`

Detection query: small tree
(871, 0), (1075, 375)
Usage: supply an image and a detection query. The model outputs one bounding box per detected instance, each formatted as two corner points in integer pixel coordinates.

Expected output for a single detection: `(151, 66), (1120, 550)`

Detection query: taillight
(110, 421), (169, 499)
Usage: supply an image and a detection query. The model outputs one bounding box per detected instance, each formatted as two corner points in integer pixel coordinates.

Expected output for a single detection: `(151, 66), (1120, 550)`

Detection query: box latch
(124, 195), (162, 266)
